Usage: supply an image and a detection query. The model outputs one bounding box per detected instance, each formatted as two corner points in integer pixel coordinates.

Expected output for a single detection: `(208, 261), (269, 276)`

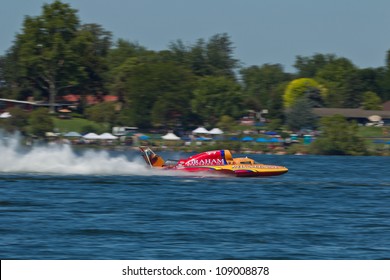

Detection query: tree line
(0, 0), (389, 132)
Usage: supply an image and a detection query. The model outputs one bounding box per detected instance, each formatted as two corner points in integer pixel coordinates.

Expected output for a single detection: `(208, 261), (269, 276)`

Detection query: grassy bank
(53, 117), (107, 134)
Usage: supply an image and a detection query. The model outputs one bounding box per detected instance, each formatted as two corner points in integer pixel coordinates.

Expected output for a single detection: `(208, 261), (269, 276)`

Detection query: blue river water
(0, 141), (389, 260)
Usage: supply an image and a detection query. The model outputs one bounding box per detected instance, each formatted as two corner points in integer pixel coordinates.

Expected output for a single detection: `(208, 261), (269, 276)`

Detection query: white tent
(368, 115), (382, 122)
(162, 132), (180, 140)
(83, 132), (100, 140)
(45, 132), (58, 137)
(209, 128), (224, 135)
(99, 132), (118, 140)
(192, 127), (209, 134)
(64, 131), (82, 137)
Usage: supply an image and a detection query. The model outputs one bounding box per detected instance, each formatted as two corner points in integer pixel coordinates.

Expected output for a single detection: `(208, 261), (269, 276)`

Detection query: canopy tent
(196, 136), (212, 141)
(368, 115), (382, 122)
(192, 127), (209, 134)
(138, 135), (150, 140)
(209, 128), (224, 135)
(83, 133), (100, 140)
(264, 131), (278, 135)
(99, 133), (118, 140)
(64, 131), (82, 137)
(256, 137), (268, 143)
(241, 136), (254, 142)
(45, 132), (58, 137)
(256, 137), (282, 143)
(161, 132), (181, 140)
(269, 137), (281, 143)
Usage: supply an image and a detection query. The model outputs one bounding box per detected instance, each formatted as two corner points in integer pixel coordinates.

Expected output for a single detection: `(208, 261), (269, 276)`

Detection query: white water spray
(0, 132), (152, 175)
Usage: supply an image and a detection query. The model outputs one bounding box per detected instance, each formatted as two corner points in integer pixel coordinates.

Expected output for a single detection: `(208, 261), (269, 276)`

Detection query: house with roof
(0, 94), (119, 114)
(382, 100), (390, 111)
(61, 94), (118, 106)
(312, 107), (390, 125)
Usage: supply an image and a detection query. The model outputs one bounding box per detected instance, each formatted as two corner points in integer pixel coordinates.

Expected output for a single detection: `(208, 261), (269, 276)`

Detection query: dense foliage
(0, 0), (389, 138)
(310, 115), (368, 155)
(283, 78), (323, 108)
(285, 97), (318, 131)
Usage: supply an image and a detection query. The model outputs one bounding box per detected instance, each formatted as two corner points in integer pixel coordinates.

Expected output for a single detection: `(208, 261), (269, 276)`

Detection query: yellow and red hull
(174, 164), (288, 177)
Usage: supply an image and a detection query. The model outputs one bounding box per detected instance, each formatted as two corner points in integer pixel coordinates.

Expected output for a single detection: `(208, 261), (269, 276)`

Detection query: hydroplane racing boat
(139, 146), (288, 177)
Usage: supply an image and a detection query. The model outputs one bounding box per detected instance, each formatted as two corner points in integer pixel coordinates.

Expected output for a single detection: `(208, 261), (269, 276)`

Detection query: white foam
(0, 132), (151, 175)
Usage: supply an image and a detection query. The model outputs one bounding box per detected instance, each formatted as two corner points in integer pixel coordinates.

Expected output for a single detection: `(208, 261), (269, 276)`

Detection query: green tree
(167, 39), (190, 67)
(168, 33), (238, 78)
(1, 38), (23, 100)
(379, 49), (390, 101)
(315, 57), (358, 107)
(191, 76), (243, 126)
(240, 64), (289, 111)
(74, 23), (112, 95)
(114, 107), (135, 127)
(114, 59), (195, 128)
(106, 40), (153, 104)
(361, 91), (382, 110)
(285, 97), (318, 131)
(283, 78), (323, 108)
(355, 68), (385, 101)
(29, 108), (54, 137)
(266, 118), (283, 132)
(85, 102), (117, 126)
(206, 33), (239, 77)
(310, 115), (367, 155)
(294, 53), (336, 77)
(107, 39), (150, 72)
(188, 38), (210, 76)
(0, 45), (39, 100)
(216, 115), (235, 133)
(150, 91), (197, 129)
(0, 107), (29, 133)
(267, 82), (288, 119)
(11, 1), (82, 112)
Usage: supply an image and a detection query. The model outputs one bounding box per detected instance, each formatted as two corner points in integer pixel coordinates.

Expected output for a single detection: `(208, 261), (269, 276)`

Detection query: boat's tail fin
(139, 146), (165, 167)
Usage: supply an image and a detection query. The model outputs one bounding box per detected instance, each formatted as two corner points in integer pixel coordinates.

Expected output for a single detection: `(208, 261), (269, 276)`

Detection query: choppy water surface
(0, 138), (389, 259)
